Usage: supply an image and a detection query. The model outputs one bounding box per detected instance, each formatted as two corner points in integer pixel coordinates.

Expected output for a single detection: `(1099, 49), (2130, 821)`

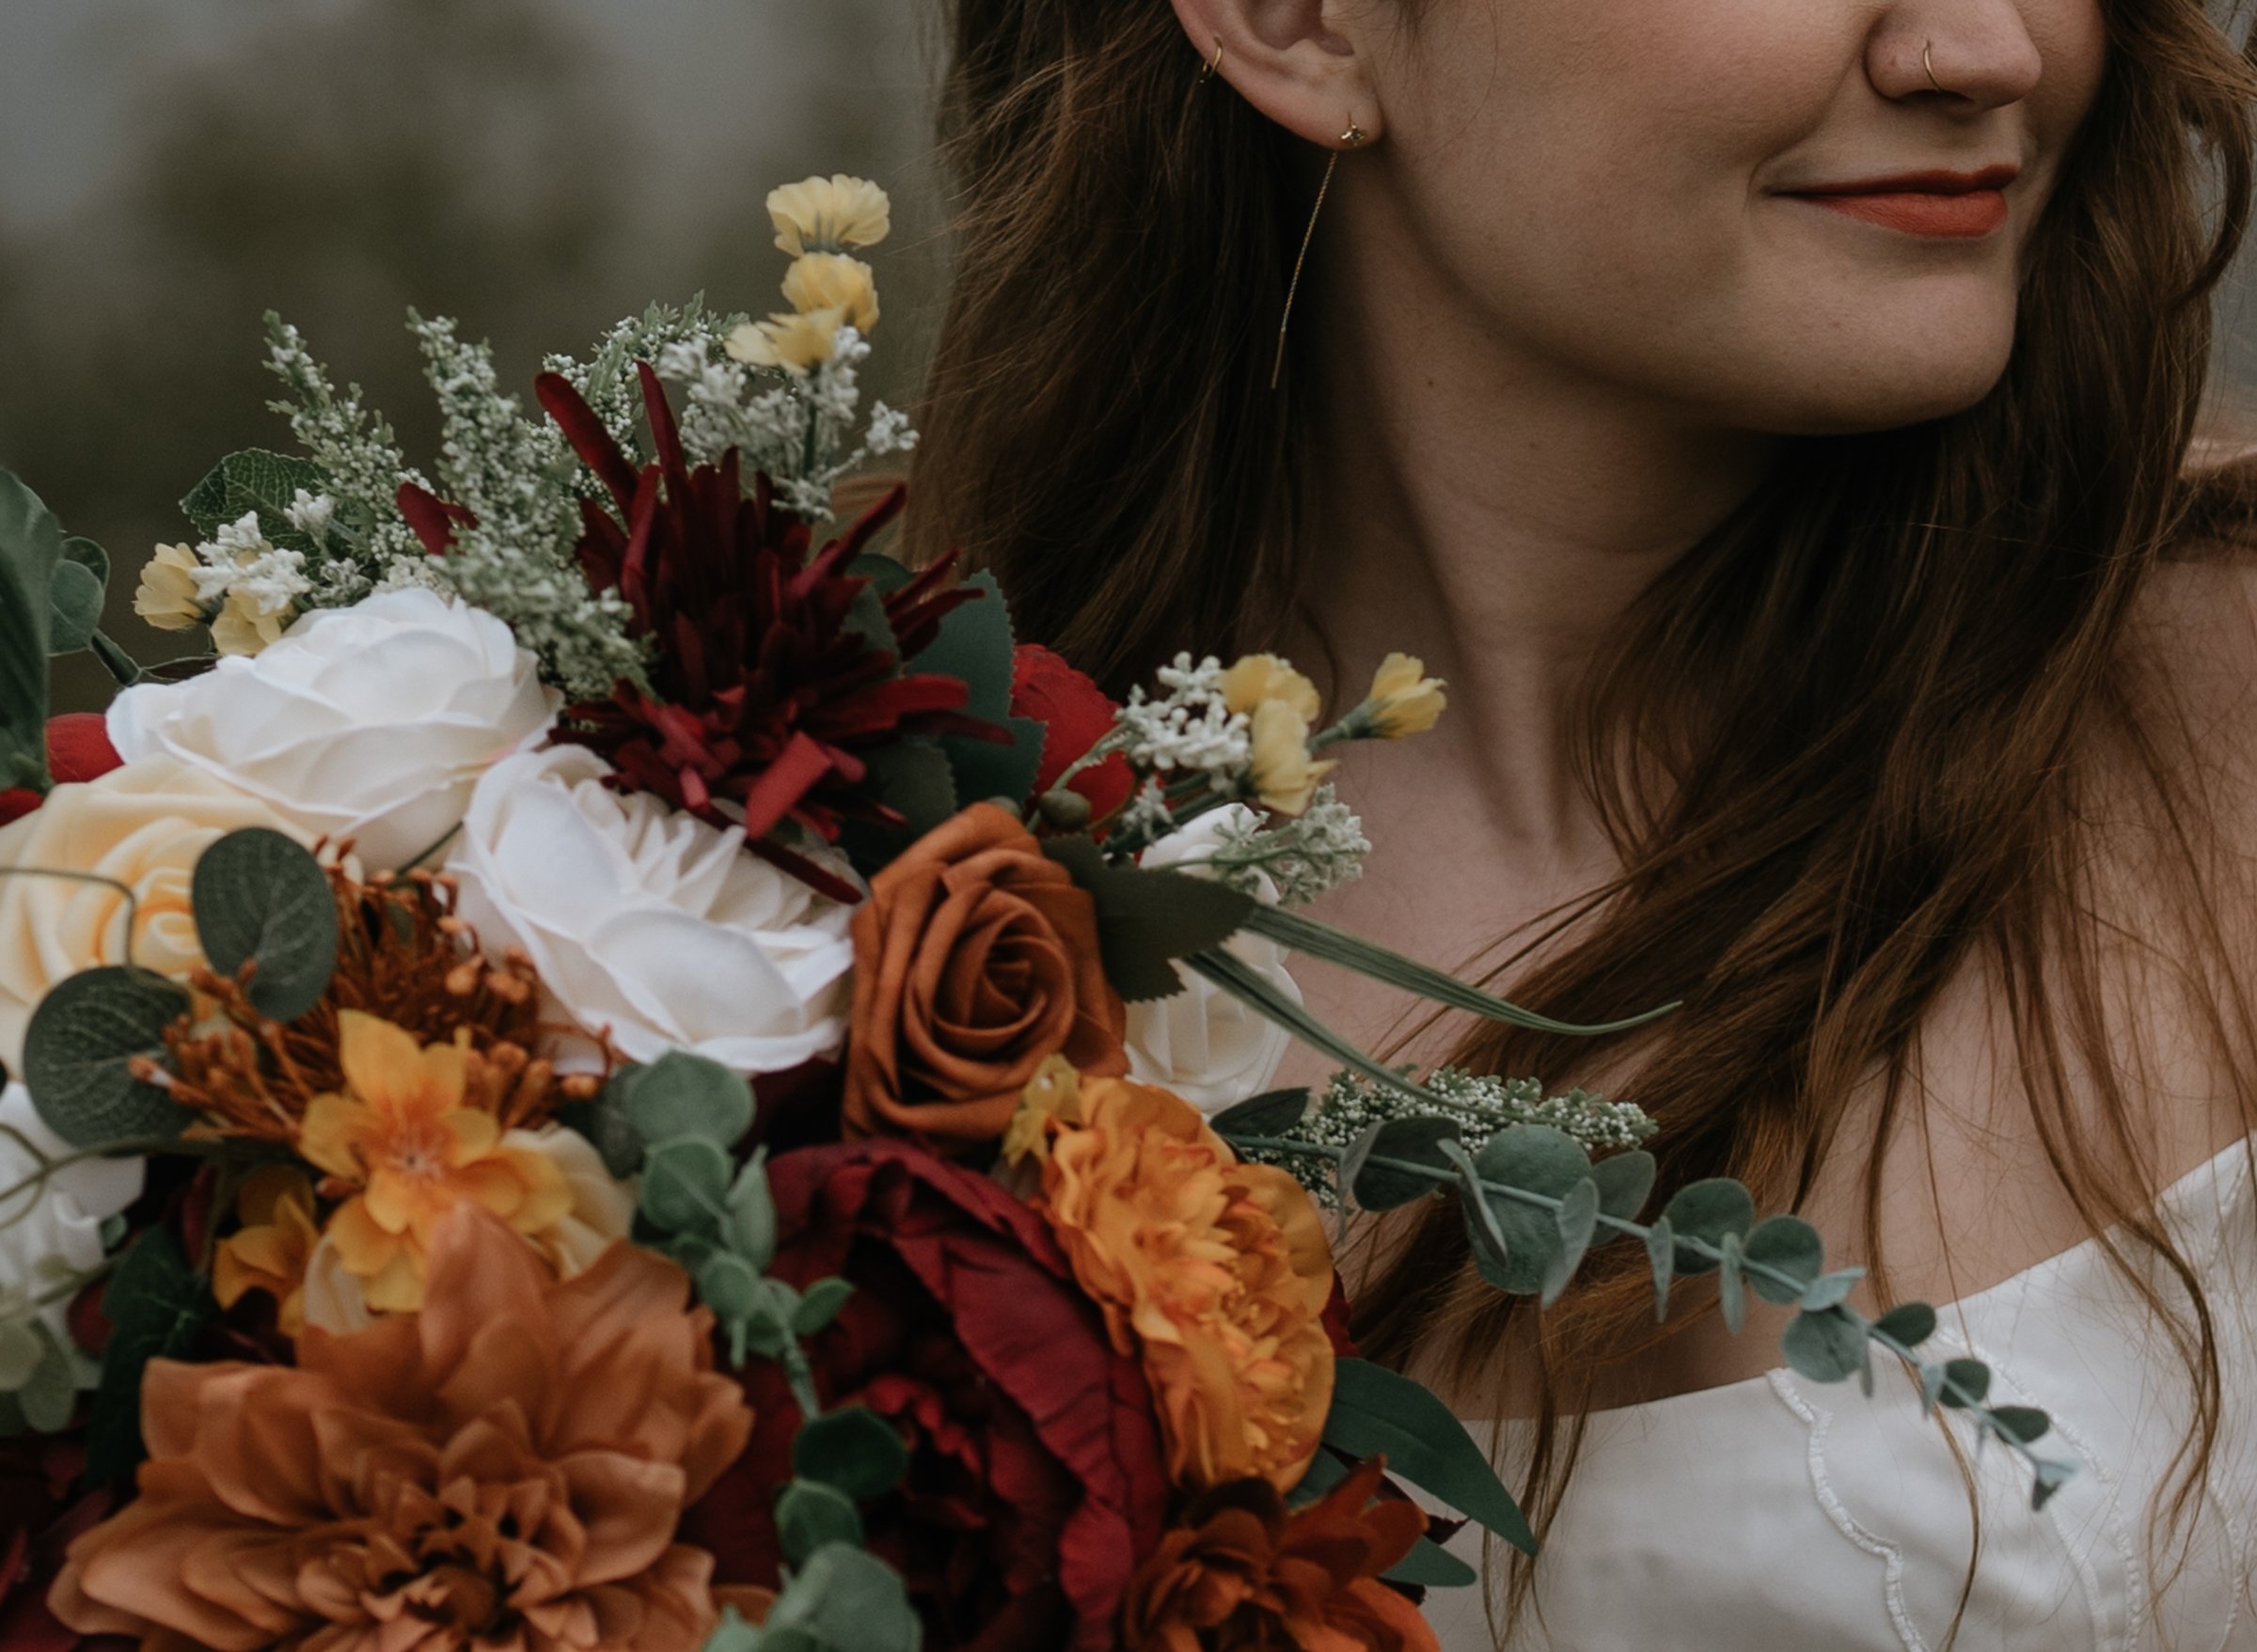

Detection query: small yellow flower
(1003, 1055), (1086, 1168)
(766, 174), (892, 256)
(725, 307), (847, 375)
(1248, 700), (1338, 816)
(781, 252), (879, 333)
(213, 1165), (320, 1335)
(1220, 653), (1320, 724)
(134, 543), (204, 631)
(1362, 653), (1446, 738)
(208, 590), (291, 657)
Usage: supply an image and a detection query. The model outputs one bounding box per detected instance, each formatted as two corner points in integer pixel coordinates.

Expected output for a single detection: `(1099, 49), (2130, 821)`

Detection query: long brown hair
(909, 0), (2257, 1631)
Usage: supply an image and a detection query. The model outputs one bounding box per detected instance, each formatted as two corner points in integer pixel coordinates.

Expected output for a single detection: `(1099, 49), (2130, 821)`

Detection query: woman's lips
(1781, 166), (2017, 240)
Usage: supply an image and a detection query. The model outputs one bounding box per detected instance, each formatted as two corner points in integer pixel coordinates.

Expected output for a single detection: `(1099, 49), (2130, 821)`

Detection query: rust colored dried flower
(157, 867), (598, 1143)
(51, 1204), (752, 1651)
(1122, 1457), (1439, 1652)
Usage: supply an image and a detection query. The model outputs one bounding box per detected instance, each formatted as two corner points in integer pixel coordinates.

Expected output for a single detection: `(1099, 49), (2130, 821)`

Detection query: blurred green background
(0, 0), (947, 713)
(7, 0), (2257, 716)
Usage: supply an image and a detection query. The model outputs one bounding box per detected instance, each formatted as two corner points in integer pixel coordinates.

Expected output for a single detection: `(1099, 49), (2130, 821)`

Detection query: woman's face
(1344, 0), (2108, 433)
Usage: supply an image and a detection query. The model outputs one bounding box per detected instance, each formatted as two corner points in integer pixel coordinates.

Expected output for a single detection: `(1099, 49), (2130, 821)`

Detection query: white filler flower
(447, 744), (860, 1077)
(1126, 806), (1302, 1113)
(0, 1083), (143, 1377)
(106, 588), (557, 870)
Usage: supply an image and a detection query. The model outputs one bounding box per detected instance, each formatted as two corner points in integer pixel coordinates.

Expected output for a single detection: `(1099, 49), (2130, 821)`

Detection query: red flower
(416, 365), (1002, 900)
(1011, 646), (1133, 822)
(0, 1437), (118, 1652)
(682, 1140), (1169, 1652)
(0, 717), (125, 827)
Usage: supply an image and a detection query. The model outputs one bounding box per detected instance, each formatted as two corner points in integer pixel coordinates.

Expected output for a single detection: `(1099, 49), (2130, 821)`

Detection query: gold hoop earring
(1272, 121), (1367, 389)
(1922, 40), (1952, 96)
(1198, 38), (1224, 84)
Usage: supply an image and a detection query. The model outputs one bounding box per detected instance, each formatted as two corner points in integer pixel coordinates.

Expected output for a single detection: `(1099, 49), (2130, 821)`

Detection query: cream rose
(0, 755), (323, 1073)
(0, 1082), (144, 1377)
(447, 744), (860, 1076)
(105, 588), (556, 870)
(1127, 807), (1302, 1113)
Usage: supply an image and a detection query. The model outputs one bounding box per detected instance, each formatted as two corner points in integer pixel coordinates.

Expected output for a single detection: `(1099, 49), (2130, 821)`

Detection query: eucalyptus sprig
(1216, 1096), (2076, 1511)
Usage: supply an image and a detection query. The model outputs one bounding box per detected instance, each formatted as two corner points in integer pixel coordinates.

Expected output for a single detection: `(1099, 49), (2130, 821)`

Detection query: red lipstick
(1783, 165), (2018, 240)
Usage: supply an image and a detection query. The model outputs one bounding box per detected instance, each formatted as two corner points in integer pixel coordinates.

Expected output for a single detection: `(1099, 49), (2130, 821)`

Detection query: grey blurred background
(7, 0), (2257, 716)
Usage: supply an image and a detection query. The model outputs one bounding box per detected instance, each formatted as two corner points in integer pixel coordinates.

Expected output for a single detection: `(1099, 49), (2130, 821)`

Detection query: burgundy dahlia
(409, 362), (996, 899)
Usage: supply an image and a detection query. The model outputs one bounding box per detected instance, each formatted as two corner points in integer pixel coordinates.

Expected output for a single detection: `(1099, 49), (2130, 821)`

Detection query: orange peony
(50, 1204), (752, 1652)
(297, 1010), (576, 1312)
(842, 802), (1128, 1150)
(1122, 1457), (1440, 1652)
(1034, 1074), (1334, 1490)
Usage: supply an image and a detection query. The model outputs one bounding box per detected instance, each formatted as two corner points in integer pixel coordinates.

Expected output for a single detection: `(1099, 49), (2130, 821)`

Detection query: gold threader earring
(1272, 119), (1366, 389)
(1198, 37), (1224, 84)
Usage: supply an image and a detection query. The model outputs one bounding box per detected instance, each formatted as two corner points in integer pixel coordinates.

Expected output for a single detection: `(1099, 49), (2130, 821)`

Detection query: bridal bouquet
(0, 176), (2070, 1652)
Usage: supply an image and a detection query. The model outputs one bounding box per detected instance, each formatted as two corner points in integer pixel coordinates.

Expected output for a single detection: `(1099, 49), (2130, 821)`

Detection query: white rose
(0, 1084), (144, 1377)
(1127, 806), (1302, 1113)
(447, 744), (859, 1076)
(106, 588), (557, 870)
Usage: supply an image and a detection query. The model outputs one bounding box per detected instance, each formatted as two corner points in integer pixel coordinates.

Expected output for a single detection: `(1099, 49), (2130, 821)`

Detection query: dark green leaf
(1940, 1357), (1992, 1408)
(1467, 1125), (1593, 1297)
(908, 570), (1014, 720)
(179, 449), (326, 545)
(1780, 1305), (1867, 1385)
(190, 828), (338, 1022)
(1542, 1178), (1601, 1306)
(555, 1083), (644, 1178)
(1321, 1358), (1536, 1555)
(1987, 1405), (2051, 1445)
(1742, 1215), (1825, 1305)
(24, 968), (190, 1147)
(1238, 902), (1679, 1037)
(639, 1137), (733, 1235)
(1385, 1535), (1478, 1589)
(47, 559), (103, 656)
(939, 715), (1046, 816)
(2030, 1457), (2077, 1510)
(1442, 1140), (1517, 1292)
(775, 1478), (864, 1565)
(0, 469), (63, 792)
(1342, 1117), (1460, 1211)
(860, 736), (959, 841)
(1210, 1088), (1311, 1139)
(1871, 1301), (1938, 1349)
(59, 537), (107, 587)
(792, 1405), (909, 1500)
(1588, 1149), (1655, 1222)
(1285, 1447), (1351, 1505)
(85, 1229), (213, 1483)
(615, 1050), (755, 1148)
(1047, 840), (1258, 1002)
(1660, 1178), (1756, 1276)
(791, 1277), (854, 1337)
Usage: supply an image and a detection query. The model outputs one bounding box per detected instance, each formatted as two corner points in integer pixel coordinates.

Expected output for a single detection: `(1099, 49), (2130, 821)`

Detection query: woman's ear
(1167, 0), (1386, 148)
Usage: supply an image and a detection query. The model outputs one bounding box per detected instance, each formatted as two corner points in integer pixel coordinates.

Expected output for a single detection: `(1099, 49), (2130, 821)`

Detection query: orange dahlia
(1031, 1074), (1335, 1491)
(50, 1204), (751, 1651)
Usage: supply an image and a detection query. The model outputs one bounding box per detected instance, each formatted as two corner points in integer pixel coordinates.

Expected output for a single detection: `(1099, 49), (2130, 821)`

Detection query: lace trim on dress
(1766, 1370), (1931, 1652)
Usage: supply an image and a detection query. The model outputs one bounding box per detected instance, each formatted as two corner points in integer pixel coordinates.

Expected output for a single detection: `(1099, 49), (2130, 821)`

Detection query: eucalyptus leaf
(1468, 1125), (1593, 1298)
(1741, 1215), (1824, 1305)
(1644, 1217), (1675, 1321)
(727, 1151), (778, 1271)
(555, 1086), (643, 1179)
(1871, 1301), (1938, 1348)
(1659, 1178), (1756, 1276)
(639, 1137), (733, 1235)
(614, 1049), (755, 1148)
(2030, 1457), (2078, 1510)
(1716, 1233), (1747, 1334)
(1799, 1269), (1864, 1312)
(23, 968), (191, 1147)
(1442, 1139), (1517, 1292)
(775, 1478), (865, 1564)
(791, 1277), (854, 1337)
(1209, 1087), (1311, 1139)
(697, 1252), (762, 1322)
(1321, 1358), (1537, 1556)
(1940, 1357), (1992, 1408)
(1779, 1305), (1867, 1385)
(792, 1405), (909, 1501)
(190, 827), (338, 1022)
(1541, 1178), (1601, 1306)
(757, 1543), (922, 1652)
(1588, 1148), (1656, 1223)
(1986, 1405), (2052, 1445)
(16, 1322), (76, 1434)
(1342, 1116), (1460, 1212)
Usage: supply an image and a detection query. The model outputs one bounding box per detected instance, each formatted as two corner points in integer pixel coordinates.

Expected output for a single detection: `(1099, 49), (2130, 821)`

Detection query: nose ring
(1923, 40), (1953, 96)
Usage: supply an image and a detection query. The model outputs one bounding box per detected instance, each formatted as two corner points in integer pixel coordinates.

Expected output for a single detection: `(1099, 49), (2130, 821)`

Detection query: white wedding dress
(1428, 1138), (2257, 1651)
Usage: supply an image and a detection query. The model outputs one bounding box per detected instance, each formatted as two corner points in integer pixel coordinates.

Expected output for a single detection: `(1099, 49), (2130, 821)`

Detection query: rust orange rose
(51, 1204), (751, 1652)
(1122, 1457), (1439, 1652)
(1036, 1075), (1334, 1491)
(842, 802), (1127, 1148)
